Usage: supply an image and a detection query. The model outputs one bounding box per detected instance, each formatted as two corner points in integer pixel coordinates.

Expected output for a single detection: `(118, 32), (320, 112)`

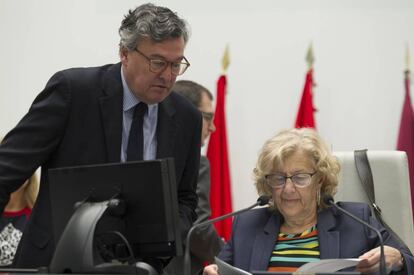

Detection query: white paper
(215, 257), (252, 275)
(214, 257), (361, 274)
(297, 258), (362, 272)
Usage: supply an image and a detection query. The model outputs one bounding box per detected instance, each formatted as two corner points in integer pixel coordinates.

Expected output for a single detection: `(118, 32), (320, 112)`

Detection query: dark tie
(127, 102), (148, 161)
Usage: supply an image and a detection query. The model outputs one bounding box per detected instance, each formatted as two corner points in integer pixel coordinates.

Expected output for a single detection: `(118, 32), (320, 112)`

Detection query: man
(0, 3), (201, 270)
(164, 80), (224, 275)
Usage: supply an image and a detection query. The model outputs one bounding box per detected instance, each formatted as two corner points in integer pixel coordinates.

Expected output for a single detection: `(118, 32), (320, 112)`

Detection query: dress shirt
(120, 68), (158, 162)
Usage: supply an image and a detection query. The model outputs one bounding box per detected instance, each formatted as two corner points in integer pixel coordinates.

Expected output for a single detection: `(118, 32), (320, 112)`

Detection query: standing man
(0, 3), (201, 271)
(164, 80), (224, 275)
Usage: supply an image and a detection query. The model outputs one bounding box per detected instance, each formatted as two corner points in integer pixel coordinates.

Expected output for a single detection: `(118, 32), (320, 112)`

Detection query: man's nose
(210, 122), (216, 133)
(159, 64), (173, 82)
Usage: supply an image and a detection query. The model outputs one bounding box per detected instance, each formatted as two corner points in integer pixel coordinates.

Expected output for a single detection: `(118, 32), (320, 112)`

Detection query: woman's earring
(317, 189), (321, 208)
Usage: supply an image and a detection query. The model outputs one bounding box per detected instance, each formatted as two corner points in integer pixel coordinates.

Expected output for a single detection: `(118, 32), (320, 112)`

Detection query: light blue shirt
(120, 67), (158, 162)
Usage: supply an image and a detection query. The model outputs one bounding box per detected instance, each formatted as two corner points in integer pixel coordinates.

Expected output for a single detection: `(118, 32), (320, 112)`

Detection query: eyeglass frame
(264, 172), (317, 189)
(201, 111), (214, 123)
(134, 48), (190, 76)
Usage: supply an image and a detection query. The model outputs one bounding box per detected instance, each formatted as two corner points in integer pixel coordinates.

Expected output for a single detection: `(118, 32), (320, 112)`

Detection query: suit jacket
(164, 156), (224, 275)
(218, 202), (414, 274)
(0, 63), (202, 268)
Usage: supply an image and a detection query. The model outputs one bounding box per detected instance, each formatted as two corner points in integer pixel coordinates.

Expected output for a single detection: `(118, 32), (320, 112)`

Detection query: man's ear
(119, 47), (129, 65)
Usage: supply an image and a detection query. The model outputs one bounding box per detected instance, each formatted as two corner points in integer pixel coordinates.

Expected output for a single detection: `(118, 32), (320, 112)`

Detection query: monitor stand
(49, 200), (158, 275)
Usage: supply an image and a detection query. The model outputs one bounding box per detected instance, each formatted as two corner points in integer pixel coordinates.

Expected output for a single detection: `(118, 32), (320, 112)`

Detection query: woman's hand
(203, 264), (219, 275)
(356, 245), (404, 274)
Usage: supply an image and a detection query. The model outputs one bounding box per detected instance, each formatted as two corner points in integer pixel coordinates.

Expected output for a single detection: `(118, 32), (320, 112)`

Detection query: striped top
(267, 224), (320, 272)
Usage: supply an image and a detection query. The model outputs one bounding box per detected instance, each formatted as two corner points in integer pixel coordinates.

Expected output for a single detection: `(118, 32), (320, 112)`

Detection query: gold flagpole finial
(405, 43), (410, 73)
(221, 45), (230, 73)
(306, 42), (314, 69)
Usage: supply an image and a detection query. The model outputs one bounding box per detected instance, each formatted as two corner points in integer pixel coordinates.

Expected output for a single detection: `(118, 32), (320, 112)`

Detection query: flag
(396, 70), (414, 217)
(207, 74), (233, 241)
(295, 68), (316, 128)
(295, 44), (316, 128)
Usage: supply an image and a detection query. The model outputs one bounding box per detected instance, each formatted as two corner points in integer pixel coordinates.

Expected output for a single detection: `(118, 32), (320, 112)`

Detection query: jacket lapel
(156, 95), (177, 158)
(99, 63), (123, 163)
(318, 208), (340, 259)
(250, 212), (281, 271)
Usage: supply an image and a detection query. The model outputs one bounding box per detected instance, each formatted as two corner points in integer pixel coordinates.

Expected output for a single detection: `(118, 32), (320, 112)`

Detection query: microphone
(183, 195), (271, 275)
(323, 195), (386, 275)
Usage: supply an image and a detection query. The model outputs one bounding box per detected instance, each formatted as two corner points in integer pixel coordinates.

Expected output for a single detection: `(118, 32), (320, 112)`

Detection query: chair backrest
(333, 150), (414, 252)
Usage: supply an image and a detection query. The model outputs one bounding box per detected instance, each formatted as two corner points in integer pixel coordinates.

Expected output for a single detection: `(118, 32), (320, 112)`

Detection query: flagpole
(222, 44), (230, 74)
(306, 42), (314, 70)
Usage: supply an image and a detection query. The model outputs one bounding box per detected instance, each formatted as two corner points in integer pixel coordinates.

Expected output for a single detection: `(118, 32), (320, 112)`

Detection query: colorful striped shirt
(267, 224), (320, 272)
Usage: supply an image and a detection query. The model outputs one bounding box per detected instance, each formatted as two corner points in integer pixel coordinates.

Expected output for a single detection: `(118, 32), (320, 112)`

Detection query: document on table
(215, 257), (252, 275)
(215, 257), (362, 274)
(297, 258), (362, 272)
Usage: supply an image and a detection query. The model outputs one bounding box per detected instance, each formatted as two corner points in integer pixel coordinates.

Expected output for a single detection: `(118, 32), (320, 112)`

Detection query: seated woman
(0, 173), (39, 266)
(204, 128), (413, 274)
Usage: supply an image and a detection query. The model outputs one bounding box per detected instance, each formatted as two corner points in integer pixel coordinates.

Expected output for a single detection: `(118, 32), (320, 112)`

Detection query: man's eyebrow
(149, 54), (185, 61)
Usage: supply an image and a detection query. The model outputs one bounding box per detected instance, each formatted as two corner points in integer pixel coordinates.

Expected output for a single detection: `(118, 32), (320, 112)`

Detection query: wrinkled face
(272, 150), (320, 222)
(199, 92), (215, 146)
(120, 37), (185, 104)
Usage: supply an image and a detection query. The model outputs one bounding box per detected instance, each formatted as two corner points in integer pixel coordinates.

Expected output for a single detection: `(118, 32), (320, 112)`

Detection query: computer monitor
(48, 158), (181, 272)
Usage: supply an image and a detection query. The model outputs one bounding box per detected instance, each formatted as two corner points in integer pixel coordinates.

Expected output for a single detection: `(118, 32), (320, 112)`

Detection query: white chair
(333, 150), (414, 252)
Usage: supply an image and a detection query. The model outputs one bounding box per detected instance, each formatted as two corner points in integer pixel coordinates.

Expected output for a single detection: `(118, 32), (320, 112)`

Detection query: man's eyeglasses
(135, 48), (190, 76)
(264, 172), (316, 188)
(201, 111), (214, 122)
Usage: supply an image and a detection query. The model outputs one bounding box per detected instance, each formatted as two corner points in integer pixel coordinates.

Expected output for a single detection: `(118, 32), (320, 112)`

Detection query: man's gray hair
(119, 3), (189, 51)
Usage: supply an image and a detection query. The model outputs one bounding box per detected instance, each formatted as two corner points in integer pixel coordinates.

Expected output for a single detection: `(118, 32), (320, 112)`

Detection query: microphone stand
(325, 197), (386, 275)
(183, 196), (270, 275)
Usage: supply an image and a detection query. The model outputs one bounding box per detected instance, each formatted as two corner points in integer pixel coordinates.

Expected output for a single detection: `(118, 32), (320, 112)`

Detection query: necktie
(127, 102), (148, 161)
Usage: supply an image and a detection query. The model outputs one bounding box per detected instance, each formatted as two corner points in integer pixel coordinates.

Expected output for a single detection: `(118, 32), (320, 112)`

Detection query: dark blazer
(218, 202), (414, 274)
(164, 156), (224, 275)
(0, 63), (202, 268)
(191, 156), (224, 263)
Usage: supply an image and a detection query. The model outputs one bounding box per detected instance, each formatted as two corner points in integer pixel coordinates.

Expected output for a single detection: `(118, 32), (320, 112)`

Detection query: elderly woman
(204, 128), (413, 274)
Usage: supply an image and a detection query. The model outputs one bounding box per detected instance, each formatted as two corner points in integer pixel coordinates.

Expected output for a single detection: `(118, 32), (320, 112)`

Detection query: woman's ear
(318, 180), (323, 188)
(316, 173), (325, 187)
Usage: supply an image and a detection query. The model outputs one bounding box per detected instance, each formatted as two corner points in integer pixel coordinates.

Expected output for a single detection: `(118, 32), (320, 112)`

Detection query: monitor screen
(48, 158), (182, 262)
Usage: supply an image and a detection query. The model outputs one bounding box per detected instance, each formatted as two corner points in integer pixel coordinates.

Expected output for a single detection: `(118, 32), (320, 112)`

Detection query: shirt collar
(121, 66), (139, 112)
(121, 66), (158, 112)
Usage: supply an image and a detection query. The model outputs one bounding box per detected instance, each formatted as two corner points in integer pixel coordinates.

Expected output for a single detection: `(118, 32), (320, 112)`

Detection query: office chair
(333, 150), (414, 252)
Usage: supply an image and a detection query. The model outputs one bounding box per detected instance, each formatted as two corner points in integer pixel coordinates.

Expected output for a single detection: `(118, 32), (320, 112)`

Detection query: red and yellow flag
(397, 68), (414, 218)
(295, 44), (316, 129)
(207, 47), (233, 241)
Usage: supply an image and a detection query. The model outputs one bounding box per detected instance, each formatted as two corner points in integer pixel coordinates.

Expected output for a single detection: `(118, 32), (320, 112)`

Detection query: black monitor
(48, 158), (181, 273)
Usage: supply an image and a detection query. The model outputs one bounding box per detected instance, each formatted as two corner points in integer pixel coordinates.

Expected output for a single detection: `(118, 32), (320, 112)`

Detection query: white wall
(1, 0), (413, 210)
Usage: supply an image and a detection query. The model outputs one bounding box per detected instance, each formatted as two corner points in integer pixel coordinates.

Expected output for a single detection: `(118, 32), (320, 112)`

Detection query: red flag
(207, 75), (233, 241)
(295, 69), (316, 128)
(396, 71), (414, 217)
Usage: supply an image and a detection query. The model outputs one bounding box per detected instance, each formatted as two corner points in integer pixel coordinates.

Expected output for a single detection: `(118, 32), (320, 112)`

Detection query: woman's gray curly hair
(253, 128), (340, 211)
